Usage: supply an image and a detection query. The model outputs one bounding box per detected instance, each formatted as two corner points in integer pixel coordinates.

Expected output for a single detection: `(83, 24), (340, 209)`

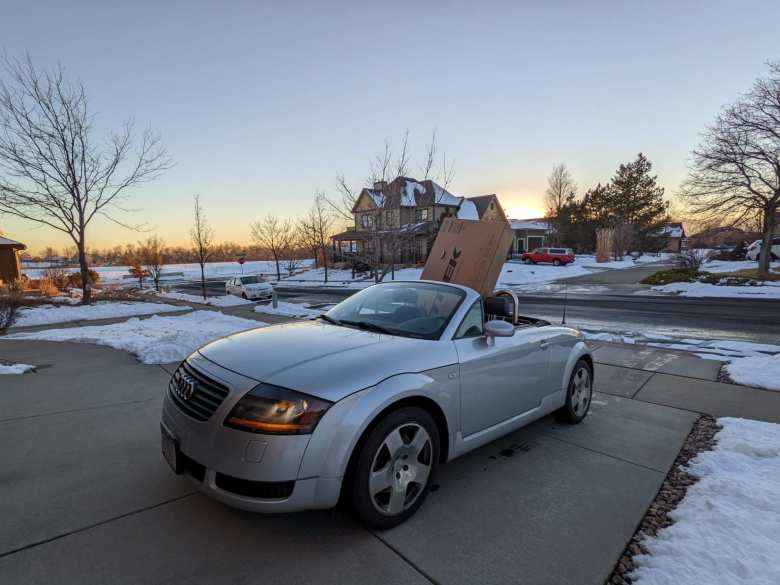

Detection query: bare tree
(299, 194), (335, 282)
(681, 62), (780, 275)
(0, 55), (171, 304)
(250, 214), (292, 281)
(139, 235), (166, 291)
(190, 195), (214, 299)
(545, 164), (577, 245)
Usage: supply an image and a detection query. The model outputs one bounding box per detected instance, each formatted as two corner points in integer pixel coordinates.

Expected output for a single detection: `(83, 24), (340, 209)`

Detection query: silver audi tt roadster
(161, 280), (593, 527)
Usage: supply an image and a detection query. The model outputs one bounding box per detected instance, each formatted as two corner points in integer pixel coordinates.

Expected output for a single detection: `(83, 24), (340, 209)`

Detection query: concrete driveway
(0, 339), (701, 585)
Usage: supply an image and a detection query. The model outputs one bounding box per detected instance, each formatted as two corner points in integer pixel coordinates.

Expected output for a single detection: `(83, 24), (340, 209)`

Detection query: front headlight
(224, 384), (332, 435)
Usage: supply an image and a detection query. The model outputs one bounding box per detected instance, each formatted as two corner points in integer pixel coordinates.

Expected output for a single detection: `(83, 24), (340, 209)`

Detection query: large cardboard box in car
(421, 218), (514, 297)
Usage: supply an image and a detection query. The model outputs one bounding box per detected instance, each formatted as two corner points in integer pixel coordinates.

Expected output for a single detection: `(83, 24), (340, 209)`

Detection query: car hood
(197, 320), (457, 401)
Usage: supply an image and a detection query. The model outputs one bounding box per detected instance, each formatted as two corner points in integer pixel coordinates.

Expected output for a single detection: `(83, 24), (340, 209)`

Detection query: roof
(456, 200), (479, 220)
(467, 195), (498, 217)
(332, 222), (431, 240)
(509, 218), (551, 231)
(0, 236), (26, 249)
(353, 177), (466, 212)
(655, 223), (685, 238)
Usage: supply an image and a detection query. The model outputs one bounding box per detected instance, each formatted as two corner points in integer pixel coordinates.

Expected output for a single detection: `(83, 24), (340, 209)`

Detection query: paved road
(168, 264), (780, 344)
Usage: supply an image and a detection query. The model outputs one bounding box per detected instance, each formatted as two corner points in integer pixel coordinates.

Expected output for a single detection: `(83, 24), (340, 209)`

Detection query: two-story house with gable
(331, 176), (505, 265)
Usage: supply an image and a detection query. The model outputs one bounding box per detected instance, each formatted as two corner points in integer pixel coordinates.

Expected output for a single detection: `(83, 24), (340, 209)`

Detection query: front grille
(168, 361), (230, 421)
(214, 473), (295, 499)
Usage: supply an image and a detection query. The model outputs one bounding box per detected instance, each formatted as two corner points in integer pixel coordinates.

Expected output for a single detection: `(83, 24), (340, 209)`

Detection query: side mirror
(484, 319), (515, 338)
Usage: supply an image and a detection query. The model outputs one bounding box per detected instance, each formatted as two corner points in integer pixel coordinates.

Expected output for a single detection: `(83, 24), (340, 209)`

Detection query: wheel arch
(338, 395), (450, 505)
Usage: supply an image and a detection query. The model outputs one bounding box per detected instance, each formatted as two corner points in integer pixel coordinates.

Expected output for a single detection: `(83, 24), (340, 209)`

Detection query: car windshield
(240, 276), (261, 284)
(323, 282), (466, 340)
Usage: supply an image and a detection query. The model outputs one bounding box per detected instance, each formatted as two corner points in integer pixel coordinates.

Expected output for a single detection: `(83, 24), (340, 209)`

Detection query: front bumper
(161, 354), (341, 512)
(246, 289), (273, 299)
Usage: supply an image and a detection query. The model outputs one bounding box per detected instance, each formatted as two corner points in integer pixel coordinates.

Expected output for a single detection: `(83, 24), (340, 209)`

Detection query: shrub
(678, 249), (711, 271)
(65, 269), (100, 289)
(0, 280), (24, 333)
(641, 268), (701, 285)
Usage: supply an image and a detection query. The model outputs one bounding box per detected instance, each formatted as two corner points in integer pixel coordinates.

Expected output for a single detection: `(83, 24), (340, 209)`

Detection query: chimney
(373, 180), (387, 191)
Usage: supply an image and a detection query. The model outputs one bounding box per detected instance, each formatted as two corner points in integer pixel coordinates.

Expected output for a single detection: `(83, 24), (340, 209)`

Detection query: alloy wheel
(571, 366), (592, 417)
(369, 423), (433, 516)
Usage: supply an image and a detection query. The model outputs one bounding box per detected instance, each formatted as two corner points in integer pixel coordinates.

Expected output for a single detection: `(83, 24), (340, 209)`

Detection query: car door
(453, 301), (552, 437)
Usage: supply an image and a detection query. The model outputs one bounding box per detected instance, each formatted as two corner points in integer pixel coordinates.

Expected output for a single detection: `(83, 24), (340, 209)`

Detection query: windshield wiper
(338, 319), (393, 335)
(318, 314), (341, 325)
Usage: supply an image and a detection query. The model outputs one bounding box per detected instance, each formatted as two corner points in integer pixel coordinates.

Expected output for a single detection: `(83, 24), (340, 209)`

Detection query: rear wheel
(241, 292), (248, 299)
(350, 407), (439, 529)
(523, 257), (532, 264)
(553, 258), (561, 266)
(554, 360), (593, 424)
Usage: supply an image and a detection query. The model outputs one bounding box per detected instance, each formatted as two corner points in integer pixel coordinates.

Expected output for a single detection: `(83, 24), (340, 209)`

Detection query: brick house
(331, 177), (505, 265)
(0, 236), (26, 284)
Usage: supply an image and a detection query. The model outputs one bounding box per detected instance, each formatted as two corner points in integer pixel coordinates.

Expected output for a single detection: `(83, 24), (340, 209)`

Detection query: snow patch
(0, 363), (35, 374)
(632, 417), (780, 585)
(254, 301), (331, 319)
(13, 301), (190, 327)
(726, 354), (780, 392)
(654, 281), (780, 299)
(456, 199), (479, 220)
(6, 311), (266, 364)
(158, 291), (254, 307)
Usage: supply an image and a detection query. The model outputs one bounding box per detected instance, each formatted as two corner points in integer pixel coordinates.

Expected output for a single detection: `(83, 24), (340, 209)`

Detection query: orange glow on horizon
(505, 205), (545, 220)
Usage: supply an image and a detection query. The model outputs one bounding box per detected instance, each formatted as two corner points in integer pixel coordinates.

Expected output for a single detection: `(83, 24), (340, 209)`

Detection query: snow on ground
(13, 301), (190, 328)
(631, 417), (780, 585)
(156, 291), (254, 307)
(0, 363), (35, 374)
(22, 259), (315, 285)
(701, 258), (780, 274)
(726, 355), (780, 392)
(5, 311), (265, 364)
(654, 281), (780, 299)
(254, 301), (332, 319)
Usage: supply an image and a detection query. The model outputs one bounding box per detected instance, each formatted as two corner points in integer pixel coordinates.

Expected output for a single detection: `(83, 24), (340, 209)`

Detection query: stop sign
(237, 257), (245, 265)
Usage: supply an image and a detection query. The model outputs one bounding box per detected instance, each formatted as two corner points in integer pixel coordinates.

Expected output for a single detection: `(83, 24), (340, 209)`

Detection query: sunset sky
(2, 1), (779, 253)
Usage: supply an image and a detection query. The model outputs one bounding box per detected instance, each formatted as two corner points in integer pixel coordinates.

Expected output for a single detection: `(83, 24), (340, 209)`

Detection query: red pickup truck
(521, 247), (575, 266)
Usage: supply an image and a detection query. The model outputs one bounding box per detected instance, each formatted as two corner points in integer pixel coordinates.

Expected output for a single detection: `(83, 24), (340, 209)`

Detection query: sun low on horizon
(505, 205), (546, 220)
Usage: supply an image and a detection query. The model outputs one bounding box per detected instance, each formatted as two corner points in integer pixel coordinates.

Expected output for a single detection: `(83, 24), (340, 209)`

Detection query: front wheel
(523, 258), (532, 264)
(350, 407), (439, 529)
(553, 258), (561, 266)
(554, 359), (593, 424)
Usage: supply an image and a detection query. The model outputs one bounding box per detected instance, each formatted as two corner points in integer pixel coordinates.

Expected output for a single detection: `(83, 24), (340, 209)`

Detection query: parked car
(161, 280), (593, 528)
(746, 237), (780, 261)
(521, 247), (575, 266)
(225, 275), (273, 300)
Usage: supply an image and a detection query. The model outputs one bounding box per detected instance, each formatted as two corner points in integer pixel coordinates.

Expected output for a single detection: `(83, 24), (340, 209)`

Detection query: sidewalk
(590, 341), (780, 423)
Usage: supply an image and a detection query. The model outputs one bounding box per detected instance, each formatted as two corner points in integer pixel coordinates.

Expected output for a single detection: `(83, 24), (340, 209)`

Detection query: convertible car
(161, 280), (593, 528)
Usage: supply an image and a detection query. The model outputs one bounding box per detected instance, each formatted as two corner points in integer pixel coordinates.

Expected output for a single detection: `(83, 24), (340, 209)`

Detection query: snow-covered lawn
(13, 301), (190, 328)
(156, 291), (254, 307)
(0, 363), (35, 374)
(654, 281), (780, 299)
(22, 259), (316, 285)
(6, 311), (265, 364)
(701, 258), (779, 274)
(254, 301), (332, 319)
(726, 354), (780, 392)
(631, 417), (780, 585)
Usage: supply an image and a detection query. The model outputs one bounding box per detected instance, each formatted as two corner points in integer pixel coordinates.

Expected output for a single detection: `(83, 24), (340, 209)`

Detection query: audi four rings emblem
(173, 371), (196, 400)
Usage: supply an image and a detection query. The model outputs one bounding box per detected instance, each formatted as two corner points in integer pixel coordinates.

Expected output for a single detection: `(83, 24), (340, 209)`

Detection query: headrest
(484, 296), (511, 317)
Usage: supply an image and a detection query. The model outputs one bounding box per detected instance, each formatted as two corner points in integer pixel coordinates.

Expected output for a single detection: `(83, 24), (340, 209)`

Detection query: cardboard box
(421, 218), (514, 297)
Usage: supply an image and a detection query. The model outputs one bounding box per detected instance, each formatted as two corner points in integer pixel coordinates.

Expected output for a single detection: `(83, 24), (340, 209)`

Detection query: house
(688, 226), (760, 249)
(331, 177), (506, 265)
(508, 218), (552, 257)
(0, 236), (27, 284)
(655, 222), (686, 253)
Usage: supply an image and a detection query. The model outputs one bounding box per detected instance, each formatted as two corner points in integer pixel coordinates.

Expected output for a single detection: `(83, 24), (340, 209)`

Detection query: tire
(553, 258), (561, 266)
(523, 258), (532, 264)
(350, 407), (440, 529)
(554, 359), (593, 424)
(241, 292), (247, 299)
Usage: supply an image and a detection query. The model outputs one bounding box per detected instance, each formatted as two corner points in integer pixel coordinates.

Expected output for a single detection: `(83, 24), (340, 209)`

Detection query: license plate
(161, 424), (180, 474)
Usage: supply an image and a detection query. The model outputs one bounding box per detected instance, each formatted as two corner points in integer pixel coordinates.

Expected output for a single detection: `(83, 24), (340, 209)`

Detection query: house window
(415, 208), (429, 222)
(384, 209), (393, 226)
(361, 214), (373, 229)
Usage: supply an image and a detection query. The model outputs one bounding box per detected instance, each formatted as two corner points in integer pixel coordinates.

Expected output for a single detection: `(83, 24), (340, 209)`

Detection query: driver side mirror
(484, 319), (515, 338)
